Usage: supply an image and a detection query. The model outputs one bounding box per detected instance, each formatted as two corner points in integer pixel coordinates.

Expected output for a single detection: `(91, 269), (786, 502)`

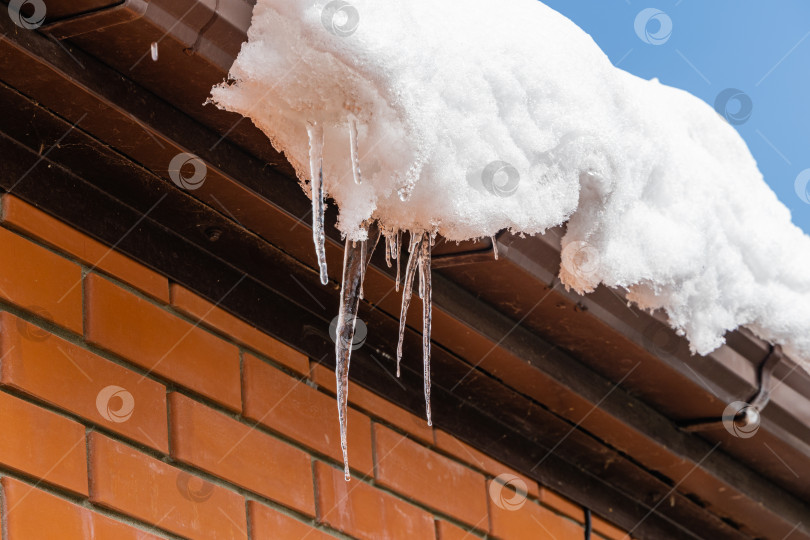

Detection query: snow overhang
(1, 2), (808, 538)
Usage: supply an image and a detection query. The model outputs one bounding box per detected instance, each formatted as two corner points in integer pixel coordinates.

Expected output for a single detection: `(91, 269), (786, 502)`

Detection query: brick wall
(0, 194), (630, 539)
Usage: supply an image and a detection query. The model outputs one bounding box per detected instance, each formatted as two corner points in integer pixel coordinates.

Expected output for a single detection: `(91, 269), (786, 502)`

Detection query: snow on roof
(211, 0), (810, 368)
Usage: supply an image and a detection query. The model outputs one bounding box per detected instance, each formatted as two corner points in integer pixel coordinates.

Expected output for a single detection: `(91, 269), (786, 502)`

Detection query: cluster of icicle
(307, 120), (434, 481)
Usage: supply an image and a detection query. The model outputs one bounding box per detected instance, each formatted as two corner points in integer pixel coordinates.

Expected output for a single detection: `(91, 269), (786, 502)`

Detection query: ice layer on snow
(210, 0), (810, 366)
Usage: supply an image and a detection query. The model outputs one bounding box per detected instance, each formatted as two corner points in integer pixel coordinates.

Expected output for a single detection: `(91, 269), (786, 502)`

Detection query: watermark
(17, 306), (52, 342)
(794, 168), (810, 204)
(714, 89), (753, 125)
(8, 0), (46, 30)
(722, 401), (761, 439)
(634, 8), (673, 45)
(560, 241), (600, 282)
(176, 471), (215, 502)
(467, 160), (520, 198)
(168, 152), (207, 190)
(482, 161), (520, 197)
(489, 473), (528, 511)
(321, 0), (360, 37)
(329, 315), (367, 350)
(95, 385), (135, 423)
(642, 320), (681, 358)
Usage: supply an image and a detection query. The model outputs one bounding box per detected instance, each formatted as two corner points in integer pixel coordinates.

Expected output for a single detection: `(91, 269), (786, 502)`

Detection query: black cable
(585, 508), (592, 540)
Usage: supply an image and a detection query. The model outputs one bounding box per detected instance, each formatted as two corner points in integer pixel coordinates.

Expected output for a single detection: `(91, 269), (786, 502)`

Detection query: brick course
(85, 273), (242, 411)
(315, 461), (436, 540)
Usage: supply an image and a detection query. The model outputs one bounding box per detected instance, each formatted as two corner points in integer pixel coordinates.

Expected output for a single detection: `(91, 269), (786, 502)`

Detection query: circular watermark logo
(176, 471), (215, 502)
(722, 401), (761, 439)
(714, 89), (753, 125)
(95, 385), (135, 423)
(795, 169), (810, 204)
(642, 320), (681, 358)
(168, 152), (207, 190)
(489, 473), (528, 511)
(470, 160), (520, 198)
(329, 315), (367, 350)
(321, 0), (360, 37)
(634, 8), (673, 45)
(8, 0), (46, 30)
(560, 241), (600, 281)
(17, 307), (52, 343)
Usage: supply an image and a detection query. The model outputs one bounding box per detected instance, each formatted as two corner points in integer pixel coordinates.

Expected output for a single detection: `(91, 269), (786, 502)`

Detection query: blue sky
(542, 0), (810, 234)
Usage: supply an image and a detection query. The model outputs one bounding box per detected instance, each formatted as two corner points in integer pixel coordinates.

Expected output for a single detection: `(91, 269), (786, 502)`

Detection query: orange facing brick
(0, 391), (87, 495)
(2, 477), (162, 540)
(374, 425), (489, 528)
(311, 363), (433, 444)
(0, 227), (82, 333)
(88, 433), (247, 540)
(242, 353), (374, 476)
(85, 274), (241, 411)
(434, 430), (539, 499)
(2, 195), (169, 302)
(437, 520), (479, 540)
(248, 501), (333, 540)
(315, 461), (436, 540)
(489, 479), (584, 540)
(0, 312), (168, 453)
(170, 284), (309, 375)
(169, 392), (315, 516)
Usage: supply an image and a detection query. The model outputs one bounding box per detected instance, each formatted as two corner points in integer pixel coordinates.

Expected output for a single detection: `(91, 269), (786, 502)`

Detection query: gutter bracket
(681, 345), (783, 433)
(183, 0), (220, 57)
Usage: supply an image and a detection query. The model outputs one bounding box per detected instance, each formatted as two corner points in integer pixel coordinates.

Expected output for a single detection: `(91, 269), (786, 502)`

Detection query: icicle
(359, 241), (366, 300)
(390, 231), (398, 261)
(349, 117), (362, 185)
(396, 233), (422, 377)
(334, 224), (380, 481)
(150, 42), (159, 62)
(491, 235), (499, 260)
(395, 230), (402, 292)
(335, 238), (363, 481)
(384, 232), (392, 268)
(418, 233), (433, 426)
(418, 255), (425, 300)
(307, 122), (329, 285)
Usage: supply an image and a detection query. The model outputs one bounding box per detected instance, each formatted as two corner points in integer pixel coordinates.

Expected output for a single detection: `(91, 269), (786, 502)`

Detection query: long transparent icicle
(384, 233), (392, 268)
(418, 254), (425, 299)
(349, 117), (362, 185)
(395, 230), (402, 292)
(396, 233), (422, 377)
(307, 122), (329, 285)
(418, 235), (433, 425)
(359, 241), (365, 300)
(335, 238), (363, 481)
(335, 225), (380, 481)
